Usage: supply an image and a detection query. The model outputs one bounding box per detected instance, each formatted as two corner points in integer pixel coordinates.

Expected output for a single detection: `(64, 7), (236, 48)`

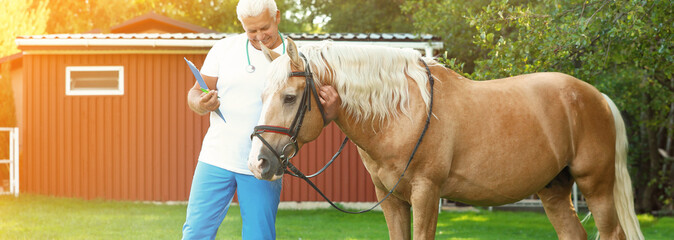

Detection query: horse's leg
(410, 183), (440, 240)
(573, 161), (625, 239)
(537, 167), (587, 240)
(376, 187), (411, 240)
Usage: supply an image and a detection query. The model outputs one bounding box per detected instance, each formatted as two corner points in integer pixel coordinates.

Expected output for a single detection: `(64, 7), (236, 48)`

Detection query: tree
(290, 0), (414, 33)
(42, 0), (239, 34)
(41, 0), (303, 34)
(137, 0), (241, 33)
(44, 0), (148, 33)
(0, 0), (46, 183)
(0, 0), (49, 125)
(0, 0), (49, 56)
(402, 0), (495, 73)
(408, 0), (672, 213)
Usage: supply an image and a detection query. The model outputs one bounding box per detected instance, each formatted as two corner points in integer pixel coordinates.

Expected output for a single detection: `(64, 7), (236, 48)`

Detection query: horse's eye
(284, 95), (297, 104)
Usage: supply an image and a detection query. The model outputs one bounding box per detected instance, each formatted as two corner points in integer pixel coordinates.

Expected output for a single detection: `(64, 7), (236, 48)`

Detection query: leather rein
(251, 53), (435, 214)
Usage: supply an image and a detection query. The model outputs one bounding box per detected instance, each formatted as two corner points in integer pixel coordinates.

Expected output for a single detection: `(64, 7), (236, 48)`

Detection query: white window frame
(0, 127), (19, 197)
(65, 66), (124, 96)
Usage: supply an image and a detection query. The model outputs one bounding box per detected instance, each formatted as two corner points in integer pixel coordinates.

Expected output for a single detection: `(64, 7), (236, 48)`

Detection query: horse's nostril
(257, 157), (269, 171)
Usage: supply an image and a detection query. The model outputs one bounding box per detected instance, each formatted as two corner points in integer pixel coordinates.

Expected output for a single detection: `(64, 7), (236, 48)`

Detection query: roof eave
(15, 38), (219, 49)
(15, 38), (444, 50)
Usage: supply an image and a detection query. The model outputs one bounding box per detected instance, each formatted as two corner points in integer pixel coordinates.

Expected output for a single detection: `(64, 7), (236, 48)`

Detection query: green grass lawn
(1, 194), (672, 239)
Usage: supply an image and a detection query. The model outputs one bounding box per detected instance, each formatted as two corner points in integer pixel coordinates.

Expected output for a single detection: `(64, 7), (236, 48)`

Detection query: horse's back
(455, 72), (609, 133)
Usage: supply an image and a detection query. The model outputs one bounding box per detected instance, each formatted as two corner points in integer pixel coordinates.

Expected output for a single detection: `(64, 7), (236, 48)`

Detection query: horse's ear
(260, 41), (280, 62)
(286, 38), (302, 69)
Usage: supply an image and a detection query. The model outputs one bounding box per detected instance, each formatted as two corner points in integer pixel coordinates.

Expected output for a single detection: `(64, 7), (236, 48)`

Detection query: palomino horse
(247, 38), (644, 240)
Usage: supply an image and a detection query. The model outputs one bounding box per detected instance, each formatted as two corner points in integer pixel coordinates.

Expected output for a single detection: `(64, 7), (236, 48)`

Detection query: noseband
(251, 53), (327, 167)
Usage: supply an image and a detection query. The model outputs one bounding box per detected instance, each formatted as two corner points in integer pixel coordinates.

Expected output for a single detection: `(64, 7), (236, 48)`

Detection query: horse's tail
(602, 94), (644, 240)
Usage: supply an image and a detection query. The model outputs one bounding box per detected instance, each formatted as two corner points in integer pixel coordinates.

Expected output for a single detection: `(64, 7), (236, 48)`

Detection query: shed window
(66, 66), (124, 95)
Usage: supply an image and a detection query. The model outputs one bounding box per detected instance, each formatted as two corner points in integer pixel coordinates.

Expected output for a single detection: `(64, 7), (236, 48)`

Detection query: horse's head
(248, 38), (327, 181)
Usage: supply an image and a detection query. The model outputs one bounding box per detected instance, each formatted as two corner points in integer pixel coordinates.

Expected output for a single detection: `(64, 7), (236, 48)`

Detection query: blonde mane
(265, 41), (432, 125)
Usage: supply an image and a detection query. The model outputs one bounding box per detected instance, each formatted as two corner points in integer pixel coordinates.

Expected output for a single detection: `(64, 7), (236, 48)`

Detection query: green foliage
(402, 0), (487, 73)
(467, 0), (672, 85)
(42, 0), (239, 34)
(41, 0), (303, 34)
(45, 0), (127, 33)
(138, 0), (242, 33)
(470, 0), (673, 212)
(412, 0), (674, 212)
(437, 52), (467, 76)
(0, 0), (27, 169)
(292, 0), (414, 33)
(0, 65), (16, 174)
(406, 0), (673, 212)
(0, 65), (16, 128)
(402, 0), (534, 73)
(0, 0), (49, 56)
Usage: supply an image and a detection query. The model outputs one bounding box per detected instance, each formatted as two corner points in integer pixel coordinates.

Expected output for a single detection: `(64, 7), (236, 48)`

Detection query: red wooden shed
(13, 16), (443, 203)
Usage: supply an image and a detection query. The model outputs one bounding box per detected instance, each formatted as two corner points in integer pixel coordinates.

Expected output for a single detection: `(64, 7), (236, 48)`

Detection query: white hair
(237, 0), (277, 20)
(266, 41), (432, 126)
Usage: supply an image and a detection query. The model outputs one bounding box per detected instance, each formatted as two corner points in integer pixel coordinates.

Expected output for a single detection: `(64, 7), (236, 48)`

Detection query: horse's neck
(330, 63), (468, 160)
(332, 99), (431, 161)
(333, 116), (387, 158)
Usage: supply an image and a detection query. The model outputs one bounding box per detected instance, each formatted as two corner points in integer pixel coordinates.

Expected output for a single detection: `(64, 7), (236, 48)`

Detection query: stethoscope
(245, 31), (286, 73)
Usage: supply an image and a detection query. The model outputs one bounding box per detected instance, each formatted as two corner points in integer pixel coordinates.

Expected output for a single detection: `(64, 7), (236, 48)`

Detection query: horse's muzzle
(249, 152), (284, 181)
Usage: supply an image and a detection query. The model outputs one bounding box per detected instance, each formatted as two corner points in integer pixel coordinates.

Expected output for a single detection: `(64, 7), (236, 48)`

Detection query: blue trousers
(182, 161), (282, 240)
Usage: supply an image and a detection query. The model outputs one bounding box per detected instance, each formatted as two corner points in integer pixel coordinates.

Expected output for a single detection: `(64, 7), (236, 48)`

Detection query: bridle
(251, 51), (436, 214)
(251, 53), (327, 169)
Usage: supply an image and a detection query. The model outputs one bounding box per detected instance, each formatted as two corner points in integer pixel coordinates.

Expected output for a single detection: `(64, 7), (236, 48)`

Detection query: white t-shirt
(198, 33), (285, 175)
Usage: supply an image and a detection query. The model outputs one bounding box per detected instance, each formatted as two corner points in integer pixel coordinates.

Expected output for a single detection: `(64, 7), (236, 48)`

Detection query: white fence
(0, 127), (19, 197)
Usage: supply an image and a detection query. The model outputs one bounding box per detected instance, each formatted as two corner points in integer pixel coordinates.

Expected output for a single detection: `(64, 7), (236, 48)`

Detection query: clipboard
(184, 57), (226, 123)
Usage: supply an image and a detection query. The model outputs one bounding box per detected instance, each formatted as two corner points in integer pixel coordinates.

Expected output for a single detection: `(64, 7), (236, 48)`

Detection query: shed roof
(16, 32), (439, 41)
(15, 33), (443, 51)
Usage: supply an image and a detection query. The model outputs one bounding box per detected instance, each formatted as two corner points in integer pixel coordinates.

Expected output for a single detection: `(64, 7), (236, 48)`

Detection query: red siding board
(72, 84), (81, 198)
(152, 55), (160, 201)
(23, 55), (32, 193)
(22, 56), (28, 193)
(30, 55), (35, 194)
(111, 55), (120, 200)
(169, 56), (177, 200)
(135, 54), (145, 200)
(128, 56), (136, 200)
(35, 56), (41, 194)
(46, 55), (51, 195)
(121, 55), (130, 200)
(40, 56), (48, 195)
(50, 55), (58, 196)
(57, 55), (63, 196)
(159, 55), (167, 201)
(163, 54), (171, 201)
(105, 97), (112, 199)
(81, 100), (88, 198)
(114, 88), (123, 200)
(64, 57), (73, 197)
(144, 54), (152, 201)
(96, 93), (104, 198)
(176, 55), (187, 199)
